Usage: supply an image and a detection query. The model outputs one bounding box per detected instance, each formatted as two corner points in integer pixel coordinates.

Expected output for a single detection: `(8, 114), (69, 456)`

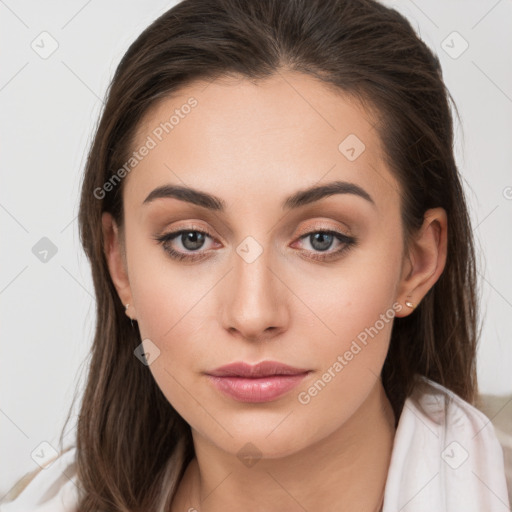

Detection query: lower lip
(206, 373), (310, 403)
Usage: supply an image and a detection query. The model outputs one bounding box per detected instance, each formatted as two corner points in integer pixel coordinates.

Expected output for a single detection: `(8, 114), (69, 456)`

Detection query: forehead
(124, 70), (400, 212)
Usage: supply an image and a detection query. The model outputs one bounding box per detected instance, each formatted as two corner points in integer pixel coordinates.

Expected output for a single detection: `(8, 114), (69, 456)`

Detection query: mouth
(204, 361), (311, 403)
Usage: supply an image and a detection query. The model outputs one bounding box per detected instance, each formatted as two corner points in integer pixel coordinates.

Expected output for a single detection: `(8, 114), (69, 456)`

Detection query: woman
(2, 0), (509, 511)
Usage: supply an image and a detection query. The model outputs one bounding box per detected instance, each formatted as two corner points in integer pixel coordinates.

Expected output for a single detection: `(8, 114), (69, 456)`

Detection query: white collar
(383, 375), (510, 511)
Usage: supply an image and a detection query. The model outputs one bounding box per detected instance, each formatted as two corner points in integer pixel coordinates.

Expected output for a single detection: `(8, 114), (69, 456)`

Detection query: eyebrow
(142, 180), (376, 211)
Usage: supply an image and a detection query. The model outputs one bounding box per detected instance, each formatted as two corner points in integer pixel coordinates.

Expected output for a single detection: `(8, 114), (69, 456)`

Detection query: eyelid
(294, 220), (353, 239)
(160, 220), (352, 243)
(164, 222), (215, 238)
(158, 219), (353, 243)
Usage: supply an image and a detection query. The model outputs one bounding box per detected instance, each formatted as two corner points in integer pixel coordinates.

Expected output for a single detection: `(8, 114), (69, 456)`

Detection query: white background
(1, 0), (511, 497)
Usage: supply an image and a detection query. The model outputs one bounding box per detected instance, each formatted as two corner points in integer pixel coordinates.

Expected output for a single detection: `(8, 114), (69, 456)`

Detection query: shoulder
(382, 375), (511, 511)
(406, 374), (501, 437)
(0, 446), (79, 512)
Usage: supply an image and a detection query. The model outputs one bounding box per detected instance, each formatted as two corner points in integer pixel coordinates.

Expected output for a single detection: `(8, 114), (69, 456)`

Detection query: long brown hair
(59, 0), (480, 509)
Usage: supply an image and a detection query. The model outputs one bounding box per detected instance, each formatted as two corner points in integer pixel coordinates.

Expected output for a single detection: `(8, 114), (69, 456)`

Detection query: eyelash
(153, 226), (357, 263)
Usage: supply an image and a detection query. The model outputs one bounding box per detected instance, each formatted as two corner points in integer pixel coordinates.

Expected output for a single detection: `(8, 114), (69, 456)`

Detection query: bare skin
(102, 70), (448, 512)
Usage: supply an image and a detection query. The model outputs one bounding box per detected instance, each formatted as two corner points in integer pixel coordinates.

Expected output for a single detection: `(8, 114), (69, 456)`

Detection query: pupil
(182, 231), (205, 250)
(311, 233), (332, 252)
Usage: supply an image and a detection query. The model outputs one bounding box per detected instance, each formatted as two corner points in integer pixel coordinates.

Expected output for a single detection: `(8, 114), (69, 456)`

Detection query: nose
(221, 246), (289, 343)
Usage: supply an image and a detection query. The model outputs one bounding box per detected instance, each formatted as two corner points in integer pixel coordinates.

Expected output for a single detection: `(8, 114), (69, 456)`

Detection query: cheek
(131, 264), (209, 364)
(129, 260), (211, 426)
(126, 231), (220, 369)
(289, 233), (401, 400)
(126, 225), (204, 340)
(292, 233), (401, 349)
(291, 273), (398, 437)
(293, 273), (396, 393)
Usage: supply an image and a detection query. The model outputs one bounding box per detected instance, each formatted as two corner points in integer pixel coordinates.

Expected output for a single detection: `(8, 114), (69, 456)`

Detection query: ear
(102, 212), (135, 320)
(394, 207), (448, 318)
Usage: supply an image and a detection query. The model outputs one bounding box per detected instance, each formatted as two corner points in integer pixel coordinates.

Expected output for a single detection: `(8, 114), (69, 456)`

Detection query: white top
(1, 376), (510, 512)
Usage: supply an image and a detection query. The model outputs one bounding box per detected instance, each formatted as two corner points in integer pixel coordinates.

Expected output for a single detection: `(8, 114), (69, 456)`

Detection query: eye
(292, 229), (357, 262)
(154, 227), (217, 262)
(153, 227), (357, 263)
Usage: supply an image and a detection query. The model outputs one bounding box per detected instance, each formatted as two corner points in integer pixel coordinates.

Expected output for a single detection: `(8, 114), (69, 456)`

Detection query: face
(106, 71), (412, 458)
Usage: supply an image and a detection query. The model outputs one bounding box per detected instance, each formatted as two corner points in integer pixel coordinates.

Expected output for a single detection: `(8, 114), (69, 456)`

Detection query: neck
(171, 379), (396, 512)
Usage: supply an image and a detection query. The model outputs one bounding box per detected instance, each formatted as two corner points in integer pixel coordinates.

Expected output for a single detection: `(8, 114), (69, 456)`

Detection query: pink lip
(205, 361), (311, 403)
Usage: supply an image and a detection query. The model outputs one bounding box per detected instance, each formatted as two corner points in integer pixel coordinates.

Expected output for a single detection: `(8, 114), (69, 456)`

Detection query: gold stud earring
(125, 303), (136, 327)
(405, 297), (416, 309)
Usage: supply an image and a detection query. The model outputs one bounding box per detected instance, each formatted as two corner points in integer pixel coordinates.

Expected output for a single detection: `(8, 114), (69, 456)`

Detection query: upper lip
(206, 361), (310, 378)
